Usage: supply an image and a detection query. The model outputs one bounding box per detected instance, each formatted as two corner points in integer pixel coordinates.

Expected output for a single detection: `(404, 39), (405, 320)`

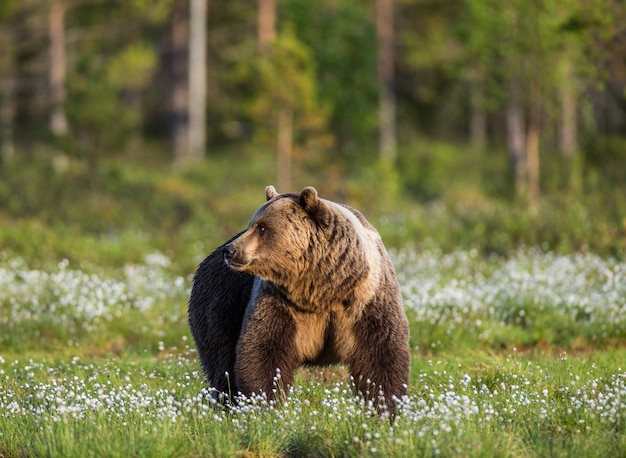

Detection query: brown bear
(188, 186), (409, 410)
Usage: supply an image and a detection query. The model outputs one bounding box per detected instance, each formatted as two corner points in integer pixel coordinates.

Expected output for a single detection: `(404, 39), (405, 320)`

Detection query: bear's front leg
(348, 302), (410, 412)
(234, 296), (300, 401)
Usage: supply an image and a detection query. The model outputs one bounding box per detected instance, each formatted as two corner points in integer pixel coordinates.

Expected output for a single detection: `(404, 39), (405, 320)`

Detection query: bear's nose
(223, 244), (235, 261)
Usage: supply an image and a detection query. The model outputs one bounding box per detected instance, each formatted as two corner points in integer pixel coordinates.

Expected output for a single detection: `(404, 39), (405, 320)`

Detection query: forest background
(0, 0), (625, 274)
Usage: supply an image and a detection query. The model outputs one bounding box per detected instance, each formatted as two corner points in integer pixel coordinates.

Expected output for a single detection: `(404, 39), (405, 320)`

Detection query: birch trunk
(506, 78), (526, 198)
(277, 108), (292, 192)
(49, 0), (68, 136)
(377, 0), (396, 164)
(258, 0), (276, 55)
(188, 0), (207, 159)
(1, 75), (15, 162)
(526, 83), (541, 210)
(559, 73), (577, 159)
(469, 75), (486, 151)
(171, 0), (189, 162)
(559, 61), (580, 191)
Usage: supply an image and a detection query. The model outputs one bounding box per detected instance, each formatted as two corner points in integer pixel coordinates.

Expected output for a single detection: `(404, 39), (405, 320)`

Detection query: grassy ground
(1, 248), (625, 457)
(2, 348), (625, 457)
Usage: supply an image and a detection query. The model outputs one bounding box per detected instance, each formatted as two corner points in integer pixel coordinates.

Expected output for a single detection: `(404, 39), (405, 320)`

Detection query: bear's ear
(265, 185), (279, 201)
(299, 187), (331, 228)
(299, 186), (318, 209)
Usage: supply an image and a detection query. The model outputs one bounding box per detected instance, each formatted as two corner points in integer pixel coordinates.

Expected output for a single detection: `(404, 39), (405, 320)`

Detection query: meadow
(1, 247), (625, 457)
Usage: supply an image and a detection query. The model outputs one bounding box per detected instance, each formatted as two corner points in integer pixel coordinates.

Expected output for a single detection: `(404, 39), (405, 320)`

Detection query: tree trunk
(526, 82), (541, 210)
(559, 60), (581, 192)
(258, 0), (288, 190)
(188, 0), (207, 160)
(171, 0), (189, 163)
(377, 0), (396, 164)
(506, 78), (526, 198)
(277, 108), (292, 192)
(559, 71), (577, 159)
(469, 69), (486, 151)
(0, 75), (15, 163)
(258, 0), (276, 55)
(49, 0), (68, 137)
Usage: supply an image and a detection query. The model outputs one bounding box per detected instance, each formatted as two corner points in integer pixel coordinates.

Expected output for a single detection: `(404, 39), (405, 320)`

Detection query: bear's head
(224, 185), (384, 310)
(223, 186), (335, 283)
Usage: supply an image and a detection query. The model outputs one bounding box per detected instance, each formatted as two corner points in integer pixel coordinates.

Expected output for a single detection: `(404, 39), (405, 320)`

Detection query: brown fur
(189, 186), (409, 410)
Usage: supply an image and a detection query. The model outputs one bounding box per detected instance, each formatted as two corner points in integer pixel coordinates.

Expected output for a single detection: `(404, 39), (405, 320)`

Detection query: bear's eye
(256, 224), (266, 235)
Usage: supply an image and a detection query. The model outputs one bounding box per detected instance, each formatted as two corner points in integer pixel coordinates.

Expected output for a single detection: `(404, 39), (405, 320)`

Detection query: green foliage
(344, 159), (403, 214)
(462, 0), (576, 101)
(397, 137), (498, 200)
(129, 0), (171, 24)
(250, 25), (331, 150)
(107, 42), (157, 90)
(585, 135), (626, 185)
(0, 0), (17, 21)
(284, 0), (379, 157)
(67, 49), (138, 156)
(0, 150), (284, 274)
(1, 138), (625, 275)
(66, 37), (158, 158)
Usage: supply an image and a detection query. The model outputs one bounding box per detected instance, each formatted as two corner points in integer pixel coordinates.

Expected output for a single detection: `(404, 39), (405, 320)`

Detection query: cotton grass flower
(392, 247), (626, 345)
(0, 253), (187, 340)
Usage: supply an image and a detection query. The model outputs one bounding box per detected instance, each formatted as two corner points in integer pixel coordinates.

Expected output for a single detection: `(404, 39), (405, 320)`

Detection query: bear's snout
(223, 244), (235, 262)
(223, 243), (247, 269)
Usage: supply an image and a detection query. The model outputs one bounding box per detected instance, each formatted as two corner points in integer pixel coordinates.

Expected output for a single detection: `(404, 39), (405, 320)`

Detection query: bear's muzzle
(223, 244), (247, 269)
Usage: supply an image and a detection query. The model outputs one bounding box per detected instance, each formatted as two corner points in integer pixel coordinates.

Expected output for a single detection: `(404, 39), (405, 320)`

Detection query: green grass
(2, 348), (625, 457)
(1, 248), (626, 456)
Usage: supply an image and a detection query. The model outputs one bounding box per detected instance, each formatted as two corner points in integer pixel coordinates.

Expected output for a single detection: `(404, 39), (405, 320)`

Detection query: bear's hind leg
(348, 313), (410, 413)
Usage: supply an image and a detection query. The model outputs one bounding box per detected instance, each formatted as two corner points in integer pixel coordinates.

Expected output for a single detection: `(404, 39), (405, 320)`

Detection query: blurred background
(0, 0), (624, 273)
